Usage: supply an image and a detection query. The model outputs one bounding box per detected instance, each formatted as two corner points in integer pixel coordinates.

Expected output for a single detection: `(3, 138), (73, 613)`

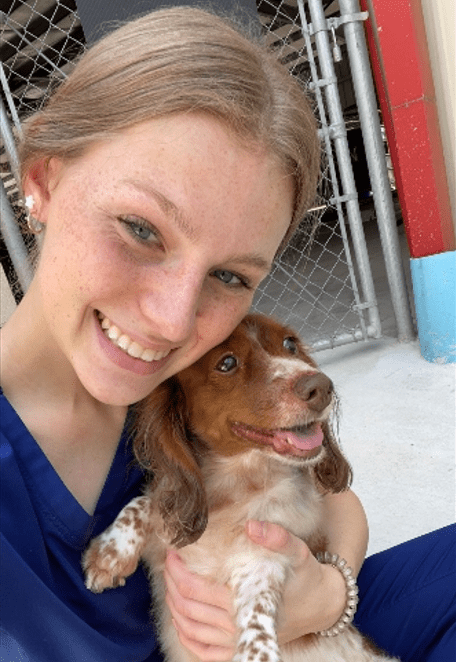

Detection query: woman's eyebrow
(226, 254), (272, 274)
(120, 177), (197, 239)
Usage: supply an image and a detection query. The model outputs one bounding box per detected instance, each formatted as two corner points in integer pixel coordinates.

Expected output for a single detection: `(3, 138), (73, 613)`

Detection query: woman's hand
(164, 551), (236, 661)
(164, 490), (368, 660)
(163, 523), (347, 660)
(245, 520), (347, 643)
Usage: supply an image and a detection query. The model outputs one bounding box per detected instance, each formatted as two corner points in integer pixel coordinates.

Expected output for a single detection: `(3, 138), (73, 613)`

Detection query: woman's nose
(139, 268), (204, 344)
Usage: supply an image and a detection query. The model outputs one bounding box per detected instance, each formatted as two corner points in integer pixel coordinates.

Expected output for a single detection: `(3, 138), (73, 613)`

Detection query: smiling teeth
(98, 313), (171, 362)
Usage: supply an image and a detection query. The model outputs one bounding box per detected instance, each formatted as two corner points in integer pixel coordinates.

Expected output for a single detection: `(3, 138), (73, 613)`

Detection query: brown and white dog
(83, 314), (397, 662)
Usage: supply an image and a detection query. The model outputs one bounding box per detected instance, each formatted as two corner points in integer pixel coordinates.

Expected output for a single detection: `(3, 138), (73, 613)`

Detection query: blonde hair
(19, 6), (320, 246)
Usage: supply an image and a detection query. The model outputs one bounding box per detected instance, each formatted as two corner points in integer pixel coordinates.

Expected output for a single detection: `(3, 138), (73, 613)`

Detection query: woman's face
(29, 113), (294, 405)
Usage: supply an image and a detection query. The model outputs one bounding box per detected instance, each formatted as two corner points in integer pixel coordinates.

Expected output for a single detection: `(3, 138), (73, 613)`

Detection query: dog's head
(134, 314), (352, 546)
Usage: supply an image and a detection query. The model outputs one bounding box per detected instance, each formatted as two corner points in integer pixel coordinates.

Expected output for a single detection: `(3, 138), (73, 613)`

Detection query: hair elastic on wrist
(316, 551), (359, 637)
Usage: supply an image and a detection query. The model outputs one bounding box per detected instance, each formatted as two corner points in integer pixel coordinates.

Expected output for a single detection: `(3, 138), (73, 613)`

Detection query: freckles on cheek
(210, 300), (252, 345)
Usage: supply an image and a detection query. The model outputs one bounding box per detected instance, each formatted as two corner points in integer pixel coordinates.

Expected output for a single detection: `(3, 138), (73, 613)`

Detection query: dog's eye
(215, 355), (238, 373)
(283, 336), (298, 354)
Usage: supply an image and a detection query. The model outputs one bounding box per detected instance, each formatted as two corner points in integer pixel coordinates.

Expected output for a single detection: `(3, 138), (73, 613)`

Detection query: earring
(24, 195), (44, 234)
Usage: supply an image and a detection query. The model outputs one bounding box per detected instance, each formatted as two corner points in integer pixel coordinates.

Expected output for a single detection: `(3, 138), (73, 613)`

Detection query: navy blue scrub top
(0, 388), (162, 661)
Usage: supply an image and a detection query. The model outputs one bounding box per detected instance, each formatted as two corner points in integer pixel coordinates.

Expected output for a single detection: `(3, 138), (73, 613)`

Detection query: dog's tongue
(274, 423), (323, 450)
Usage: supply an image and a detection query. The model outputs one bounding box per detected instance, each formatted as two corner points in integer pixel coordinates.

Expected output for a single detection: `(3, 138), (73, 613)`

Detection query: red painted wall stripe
(359, 0), (454, 258)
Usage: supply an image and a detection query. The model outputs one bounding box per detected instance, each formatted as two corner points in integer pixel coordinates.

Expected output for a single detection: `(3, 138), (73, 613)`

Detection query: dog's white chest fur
(149, 452), (322, 580)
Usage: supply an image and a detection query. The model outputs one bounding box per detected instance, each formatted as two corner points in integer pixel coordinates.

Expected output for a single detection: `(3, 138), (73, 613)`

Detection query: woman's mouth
(98, 312), (171, 362)
(95, 311), (172, 372)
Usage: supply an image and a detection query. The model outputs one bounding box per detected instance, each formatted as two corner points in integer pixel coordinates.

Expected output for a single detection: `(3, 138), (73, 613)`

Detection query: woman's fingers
(164, 557), (234, 636)
(164, 522), (346, 658)
(246, 519), (311, 565)
(165, 551), (233, 615)
(164, 551), (236, 661)
(171, 624), (234, 662)
(165, 588), (234, 661)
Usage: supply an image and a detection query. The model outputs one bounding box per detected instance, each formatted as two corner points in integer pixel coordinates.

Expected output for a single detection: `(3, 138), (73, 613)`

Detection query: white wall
(420, 0), (456, 231)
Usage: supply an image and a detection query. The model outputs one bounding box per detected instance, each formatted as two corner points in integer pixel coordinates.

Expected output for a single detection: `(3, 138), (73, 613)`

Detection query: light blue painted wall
(410, 251), (456, 363)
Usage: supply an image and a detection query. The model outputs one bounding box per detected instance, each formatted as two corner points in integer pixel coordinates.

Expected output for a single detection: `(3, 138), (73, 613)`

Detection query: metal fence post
(0, 91), (33, 292)
(300, 0), (382, 339)
(0, 95), (21, 184)
(294, 2), (370, 344)
(338, 0), (415, 342)
(0, 179), (33, 292)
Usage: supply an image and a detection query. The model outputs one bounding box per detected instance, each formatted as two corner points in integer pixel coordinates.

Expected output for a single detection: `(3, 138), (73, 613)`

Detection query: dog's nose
(293, 373), (333, 412)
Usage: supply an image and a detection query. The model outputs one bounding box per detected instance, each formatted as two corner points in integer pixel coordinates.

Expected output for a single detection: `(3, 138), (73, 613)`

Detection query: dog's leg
(230, 557), (287, 662)
(83, 495), (153, 593)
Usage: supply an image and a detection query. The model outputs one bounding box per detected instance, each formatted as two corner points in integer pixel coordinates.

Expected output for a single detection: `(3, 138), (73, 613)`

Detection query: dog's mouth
(230, 421), (324, 458)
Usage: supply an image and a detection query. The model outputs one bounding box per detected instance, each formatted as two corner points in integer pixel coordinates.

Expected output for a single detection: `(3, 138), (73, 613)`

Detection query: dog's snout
(293, 372), (333, 411)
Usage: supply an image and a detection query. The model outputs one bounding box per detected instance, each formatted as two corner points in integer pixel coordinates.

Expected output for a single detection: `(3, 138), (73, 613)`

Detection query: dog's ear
(313, 420), (353, 493)
(133, 378), (208, 548)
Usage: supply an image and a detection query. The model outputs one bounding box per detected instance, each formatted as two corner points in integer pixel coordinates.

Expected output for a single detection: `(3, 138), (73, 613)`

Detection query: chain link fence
(1, 0), (394, 347)
(255, 0), (383, 347)
(1, 0), (83, 195)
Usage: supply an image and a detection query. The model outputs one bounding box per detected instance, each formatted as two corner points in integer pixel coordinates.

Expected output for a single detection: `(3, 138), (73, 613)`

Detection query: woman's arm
(164, 489), (369, 661)
(319, 488), (369, 578)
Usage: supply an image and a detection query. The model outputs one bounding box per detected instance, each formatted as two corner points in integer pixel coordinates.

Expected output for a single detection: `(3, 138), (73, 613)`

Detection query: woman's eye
(119, 216), (160, 245)
(131, 224), (154, 241)
(212, 269), (250, 289)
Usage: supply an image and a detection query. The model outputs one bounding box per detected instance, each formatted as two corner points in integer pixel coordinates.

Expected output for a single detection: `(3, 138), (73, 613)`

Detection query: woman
(0, 7), (453, 662)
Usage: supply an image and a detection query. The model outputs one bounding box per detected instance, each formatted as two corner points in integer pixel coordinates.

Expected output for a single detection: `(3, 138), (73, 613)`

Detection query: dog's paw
(82, 529), (141, 593)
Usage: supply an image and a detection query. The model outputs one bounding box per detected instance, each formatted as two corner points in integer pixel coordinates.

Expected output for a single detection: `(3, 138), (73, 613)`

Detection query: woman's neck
(1, 286), (128, 514)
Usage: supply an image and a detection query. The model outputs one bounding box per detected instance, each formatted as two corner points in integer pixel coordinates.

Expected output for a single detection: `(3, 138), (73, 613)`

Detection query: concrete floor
(1, 219), (455, 558)
(318, 336), (455, 556)
(306, 218), (455, 556)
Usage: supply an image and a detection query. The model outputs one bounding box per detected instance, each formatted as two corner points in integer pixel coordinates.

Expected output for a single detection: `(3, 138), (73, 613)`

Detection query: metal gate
(253, 0), (414, 348)
(0, 0), (414, 348)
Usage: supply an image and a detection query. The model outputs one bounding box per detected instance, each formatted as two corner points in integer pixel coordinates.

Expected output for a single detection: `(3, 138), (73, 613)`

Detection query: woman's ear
(23, 157), (63, 223)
